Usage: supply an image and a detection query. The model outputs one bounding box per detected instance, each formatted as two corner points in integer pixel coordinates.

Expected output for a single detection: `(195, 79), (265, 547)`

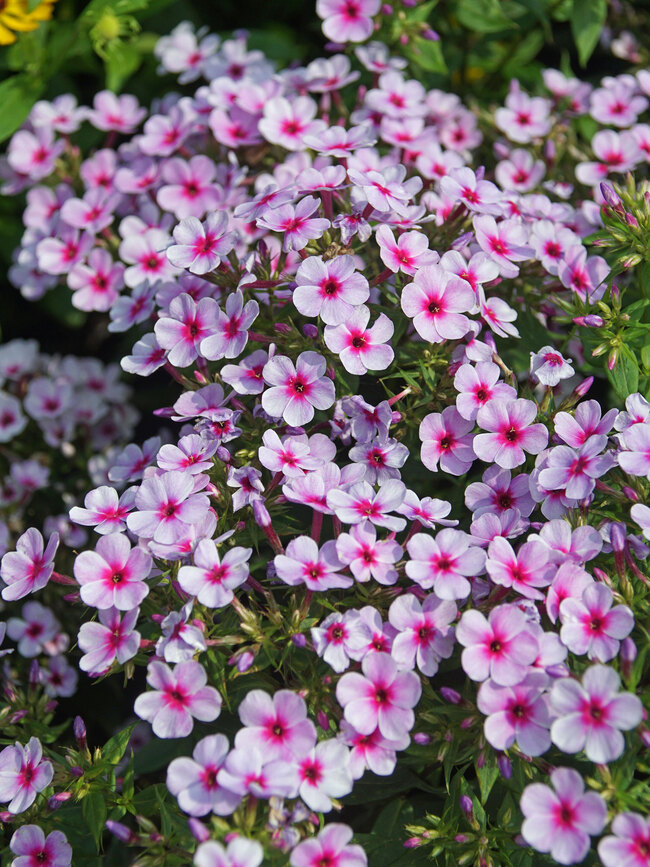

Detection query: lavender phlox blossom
(529, 519), (603, 565)
(335, 521), (402, 585)
(7, 602), (60, 658)
(530, 220), (580, 275)
(156, 601), (207, 663)
(172, 383), (226, 422)
(221, 349), (268, 395)
(1, 528), (59, 602)
(259, 97), (326, 151)
(598, 812), (650, 867)
(259, 430), (335, 478)
(134, 659), (221, 738)
(167, 213), (236, 275)
(257, 196), (330, 252)
(282, 463), (364, 515)
(464, 465), (535, 518)
(453, 361), (517, 421)
(495, 86), (552, 143)
(9, 824), (72, 867)
(486, 536), (555, 601)
(324, 307), (395, 376)
(477, 670), (552, 756)
(154, 293), (220, 368)
(74, 533), (152, 610)
(179, 538), (252, 608)
(631, 503), (650, 542)
(405, 529), (486, 599)
(336, 652), (421, 741)
(282, 740), (354, 812)
(69, 486), (135, 535)
(200, 290), (259, 360)
(348, 165), (422, 216)
(559, 583), (634, 662)
(388, 592), (456, 676)
(456, 604), (539, 685)
(539, 436), (615, 499)
(396, 490), (457, 528)
(311, 610), (372, 672)
(590, 79), (648, 127)
(108, 436), (161, 483)
(166, 734), (241, 817)
(293, 255), (370, 326)
(157, 435), (218, 476)
(317, 0), (379, 43)
(440, 249), (499, 295)
(530, 346), (575, 387)
(439, 166), (502, 214)
(495, 148), (545, 192)
(0, 738), (53, 814)
(375, 224), (438, 275)
(520, 767), (607, 864)
(618, 421), (650, 479)
(474, 398), (548, 469)
(614, 393), (649, 432)
(341, 396), (395, 442)
(274, 536), (352, 591)
(419, 407), (475, 475)
(7, 127), (65, 181)
(575, 129), (642, 186)
(0, 393), (27, 442)
(348, 436), (408, 485)
(473, 215), (533, 279)
(234, 689), (317, 761)
(558, 245), (610, 303)
(126, 470), (210, 544)
(194, 837), (264, 867)
(554, 400), (618, 447)
(262, 351), (335, 427)
(327, 480), (407, 532)
(550, 664), (643, 763)
(78, 606), (140, 675)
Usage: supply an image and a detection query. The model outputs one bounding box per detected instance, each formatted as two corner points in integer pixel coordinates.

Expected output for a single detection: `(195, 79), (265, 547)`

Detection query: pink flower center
(504, 427), (519, 443)
(301, 760), (322, 783)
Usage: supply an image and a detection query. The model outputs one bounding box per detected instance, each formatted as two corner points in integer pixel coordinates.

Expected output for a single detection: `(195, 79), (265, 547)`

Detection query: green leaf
(641, 344), (650, 373)
(476, 752), (499, 803)
(404, 0), (439, 23)
(82, 791), (107, 850)
(455, 0), (517, 32)
(0, 74), (45, 143)
(102, 723), (136, 765)
(570, 0), (607, 66)
(405, 37), (448, 73)
(104, 40), (143, 91)
(607, 348), (640, 400)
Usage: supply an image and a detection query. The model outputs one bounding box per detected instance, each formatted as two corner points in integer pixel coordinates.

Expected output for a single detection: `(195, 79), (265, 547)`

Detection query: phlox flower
(7, 601), (59, 658)
(235, 689), (317, 761)
(7, 128), (65, 181)
(274, 536), (352, 591)
(227, 466), (263, 511)
(336, 651), (421, 741)
(257, 196), (331, 253)
(126, 470), (211, 544)
(287, 740), (354, 812)
(154, 292), (220, 368)
(222, 349), (268, 395)
(73, 533), (152, 610)
(364, 71), (426, 119)
(465, 465), (535, 517)
(631, 502), (650, 542)
(389, 592), (456, 676)
(36, 227), (94, 276)
(327, 479), (407, 532)
(401, 264), (475, 343)
(479, 292), (520, 338)
(157, 156), (221, 219)
(86, 90), (146, 133)
(311, 610), (371, 672)
(158, 435), (218, 475)
(294, 255), (369, 326)
(558, 246), (609, 302)
(0, 738), (53, 814)
(405, 529), (486, 599)
(335, 522), (402, 585)
(590, 80), (648, 127)
(495, 88), (552, 143)
(477, 670), (552, 756)
(69, 486), (135, 535)
(108, 282), (156, 333)
(137, 105), (193, 156)
(200, 290), (259, 360)
(317, 0), (380, 43)
(108, 437), (160, 484)
(520, 767), (607, 864)
(134, 659), (222, 739)
(339, 721), (407, 780)
(559, 583), (634, 662)
(166, 734), (241, 817)
(262, 351), (335, 427)
(486, 537), (555, 601)
(550, 664), (643, 763)
(155, 22), (220, 83)
(575, 129), (641, 186)
(453, 361), (517, 421)
(259, 97), (325, 151)
(419, 407), (475, 475)
(396, 490), (457, 529)
(348, 436), (407, 485)
(456, 604), (539, 685)
(177, 539), (251, 608)
(495, 148), (545, 192)
(530, 220), (580, 276)
(375, 224), (437, 275)
(618, 421), (650, 479)
(120, 228), (177, 288)
(474, 398), (548, 469)
(39, 655), (78, 698)
(167, 213), (236, 275)
(325, 308), (394, 375)
(539, 437), (615, 500)
(439, 166), (502, 214)
(78, 606), (140, 675)
(259, 430), (334, 478)
(530, 519), (602, 565)
(67, 248), (124, 313)
(0, 393), (27, 442)
(348, 165), (422, 216)
(1, 528), (58, 602)
(554, 400), (617, 448)
(155, 602), (206, 663)
(194, 838), (263, 867)
(530, 346), (575, 386)
(9, 824), (71, 867)
(473, 215), (533, 279)
(598, 812), (650, 867)
(60, 188), (119, 234)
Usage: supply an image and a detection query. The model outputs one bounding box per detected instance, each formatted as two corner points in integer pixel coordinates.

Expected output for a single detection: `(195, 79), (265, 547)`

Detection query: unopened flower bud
(459, 795), (474, 820)
(73, 716), (87, 751)
(404, 837), (423, 848)
(236, 651), (255, 673)
(640, 728), (650, 749)
(421, 27), (440, 40)
(70, 766), (83, 778)
(252, 499), (271, 528)
(544, 139), (556, 164)
(9, 710), (28, 724)
(600, 182), (622, 209)
(440, 687), (462, 704)
(593, 567), (611, 586)
(413, 732), (430, 744)
(292, 632), (307, 648)
(498, 754), (512, 779)
(317, 710), (330, 732)
(610, 522), (627, 552)
(106, 820), (137, 844)
(622, 486), (639, 502)
(608, 348), (618, 371)
(188, 818), (211, 843)
(216, 446), (231, 463)
(399, 33), (409, 45)
(381, 3), (393, 12)
(494, 142), (510, 160)
(274, 322), (292, 335)
(48, 792), (72, 811)
(303, 324), (319, 339)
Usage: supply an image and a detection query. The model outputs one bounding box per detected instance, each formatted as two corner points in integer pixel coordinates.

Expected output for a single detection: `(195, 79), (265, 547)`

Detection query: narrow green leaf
(405, 37), (447, 73)
(102, 723), (136, 765)
(476, 752), (499, 802)
(0, 74), (45, 143)
(455, 0), (517, 32)
(570, 0), (607, 66)
(607, 348), (639, 400)
(641, 344), (650, 373)
(82, 791), (107, 849)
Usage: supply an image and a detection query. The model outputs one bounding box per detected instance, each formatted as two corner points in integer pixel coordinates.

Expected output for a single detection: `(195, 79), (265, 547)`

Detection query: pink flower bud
(622, 486), (639, 502)
(459, 795), (474, 820)
(413, 732), (430, 744)
(421, 27), (440, 40)
(498, 754), (512, 779)
(317, 710), (330, 731)
(106, 820), (137, 844)
(440, 687), (462, 704)
(303, 324), (319, 339)
(188, 818), (211, 843)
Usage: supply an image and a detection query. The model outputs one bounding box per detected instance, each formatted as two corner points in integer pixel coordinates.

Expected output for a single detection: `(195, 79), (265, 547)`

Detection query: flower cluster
(0, 5), (649, 867)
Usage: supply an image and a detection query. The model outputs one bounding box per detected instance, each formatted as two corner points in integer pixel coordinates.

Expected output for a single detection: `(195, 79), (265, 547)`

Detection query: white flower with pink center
(154, 293), (220, 368)
(401, 264), (475, 343)
(388, 592), (456, 676)
(348, 165), (422, 216)
(67, 248), (125, 312)
(419, 406), (475, 475)
(73, 532), (152, 610)
(234, 689), (317, 761)
(257, 196), (330, 252)
(120, 228), (177, 288)
(559, 582), (634, 662)
(530, 346), (575, 386)
(316, 0), (380, 43)
(375, 224), (438, 275)
(486, 537), (555, 601)
(7, 128), (65, 181)
(167, 213), (236, 275)
(69, 485), (134, 535)
(327, 479), (407, 532)
(291, 740), (354, 812)
(126, 470), (211, 544)
(262, 351), (335, 426)
(456, 604), (539, 685)
(311, 610), (371, 672)
(405, 528), (486, 600)
(495, 88), (552, 143)
(474, 398), (548, 469)
(274, 536), (352, 592)
(335, 521), (402, 585)
(259, 96), (325, 151)
(439, 166), (502, 214)
(166, 734), (240, 818)
(294, 255), (370, 326)
(177, 538), (251, 608)
(78, 606), (140, 675)
(477, 670), (552, 756)
(550, 664), (643, 763)
(0, 528), (59, 602)
(453, 361), (517, 421)
(157, 156), (222, 219)
(495, 148), (545, 192)
(473, 215), (534, 279)
(0, 737), (53, 814)
(326, 306), (394, 374)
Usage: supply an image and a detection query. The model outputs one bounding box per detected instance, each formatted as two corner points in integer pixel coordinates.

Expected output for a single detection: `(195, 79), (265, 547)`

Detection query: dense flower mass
(0, 2), (649, 866)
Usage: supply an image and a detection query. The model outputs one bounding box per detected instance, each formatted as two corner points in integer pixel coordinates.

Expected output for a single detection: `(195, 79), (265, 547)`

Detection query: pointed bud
(459, 795), (474, 820)
(106, 821), (138, 844)
(188, 818), (211, 843)
(600, 182), (622, 209)
(498, 754), (512, 779)
(73, 716), (87, 751)
(413, 732), (430, 744)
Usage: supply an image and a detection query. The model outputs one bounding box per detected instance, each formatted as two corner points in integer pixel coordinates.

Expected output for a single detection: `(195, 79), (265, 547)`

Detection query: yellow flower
(0, 0), (58, 46)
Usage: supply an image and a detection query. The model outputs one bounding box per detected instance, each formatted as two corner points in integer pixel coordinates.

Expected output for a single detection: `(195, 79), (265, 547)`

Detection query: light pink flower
(259, 97), (325, 151)
(473, 215), (533, 279)
(166, 734), (241, 817)
(311, 610), (371, 672)
(316, 0), (380, 43)
(550, 664), (643, 763)
(294, 255), (369, 326)
(262, 351), (335, 426)
(290, 823), (367, 867)
(335, 522), (402, 585)
(401, 264), (475, 343)
(200, 290), (259, 360)
(325, 307), (394, 375)
(389, 592), (456, 676)
(177, 539), (251, 608)
(456, 604), (538, 685)
(477, 670), (552, 756)
(291, 740), (354, 812)
(453, 361), (517, 421)
(520, 767), (607, 864)
(9, 824), (71, 867)
(167, 213), (236, 274)
(405, 529), (485, 599)
(474, 399), (548, 469)
(126, 471), (210, 544)
(69, 486), (134, 535)
(375, 225), (437, 275)
(194, 838), (263, 867)
(73, 533), (152, 610)
(327, 480), (407, 532)
(486, 537), (554, 601)
(274, 536), (352, 591)
(234, 689), (317, 761)
(559, 583), (634, 662)
(0, 738), (53, 814)
(78, 606), (140, 675)
(134, 659), (222, 738)
(419, 407), (475, 475)
(1, 528), (58, 602)
(336, 652), (421, 741)
(598, 812), (650, 867)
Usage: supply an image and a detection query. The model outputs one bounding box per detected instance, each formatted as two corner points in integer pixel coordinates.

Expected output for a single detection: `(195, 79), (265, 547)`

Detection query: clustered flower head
(0, 4), (649, 867)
